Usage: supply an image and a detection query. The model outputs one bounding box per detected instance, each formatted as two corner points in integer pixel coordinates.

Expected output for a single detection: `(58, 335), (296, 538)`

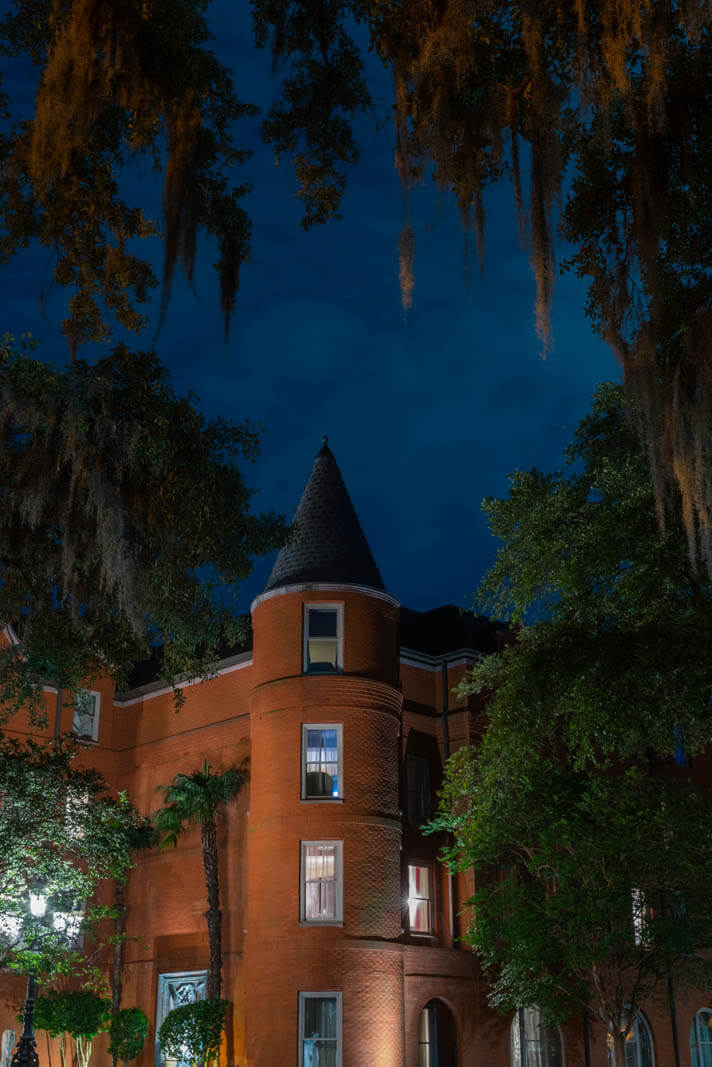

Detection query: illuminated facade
(0, 441), (708, 1066)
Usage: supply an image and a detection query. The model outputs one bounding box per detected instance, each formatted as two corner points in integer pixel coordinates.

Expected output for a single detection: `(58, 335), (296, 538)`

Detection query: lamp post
(10, 892), (47, 1067)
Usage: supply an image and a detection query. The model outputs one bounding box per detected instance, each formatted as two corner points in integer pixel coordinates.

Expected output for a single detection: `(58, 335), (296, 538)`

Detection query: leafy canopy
(250, 0), (712, 566)
(437, 753), (712, 1037)
(0, 734), (153, 980)
(432, 382), (712, 1040)
(0, 0), (255, 349)
(0, 336), (286, 716)
(4, 0), (712, 553)
(469, 382), (712, 767)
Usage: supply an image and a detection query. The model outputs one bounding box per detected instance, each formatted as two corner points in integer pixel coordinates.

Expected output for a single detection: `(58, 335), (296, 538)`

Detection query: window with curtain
(299, 992), (341, 1067)
(302, 725), (341, 799)
(510, 1007), (563, 1067)
(301, 842), (342, 923)
(408, 864), (433, 934)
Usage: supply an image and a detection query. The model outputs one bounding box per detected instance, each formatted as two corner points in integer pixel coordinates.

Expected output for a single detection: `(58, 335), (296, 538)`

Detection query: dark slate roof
(124, 617), (253, 691)
(264, 439), (385, 592)
(399, 605), (507, 657)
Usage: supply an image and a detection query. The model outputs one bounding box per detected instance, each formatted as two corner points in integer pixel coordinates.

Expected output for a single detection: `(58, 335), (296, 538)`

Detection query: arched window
(417, 999), (458, 1067)
(510, 1008), (564, 1067)
(607, 1013), (654, 1067)
(690, 1009), (712, 1067)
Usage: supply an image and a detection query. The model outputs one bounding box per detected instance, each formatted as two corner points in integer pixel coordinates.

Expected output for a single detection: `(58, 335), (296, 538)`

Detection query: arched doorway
(417, 999), (458, 1067)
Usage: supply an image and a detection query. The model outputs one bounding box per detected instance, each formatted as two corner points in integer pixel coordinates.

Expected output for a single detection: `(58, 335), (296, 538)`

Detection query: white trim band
(251, 582), (400, 612)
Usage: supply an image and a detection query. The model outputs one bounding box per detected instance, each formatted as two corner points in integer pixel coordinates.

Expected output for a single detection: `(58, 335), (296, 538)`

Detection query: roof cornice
(251, 581), (400, 613)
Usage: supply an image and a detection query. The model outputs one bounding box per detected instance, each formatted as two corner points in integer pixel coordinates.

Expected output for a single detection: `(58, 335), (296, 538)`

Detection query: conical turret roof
(265, 439), (385, 592)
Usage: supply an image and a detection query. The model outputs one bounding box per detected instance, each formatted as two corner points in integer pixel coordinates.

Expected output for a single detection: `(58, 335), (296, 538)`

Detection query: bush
(158, 999), (228, 1067)
(108, 1006), (148, 1065)
(34, 990), (111, 1067)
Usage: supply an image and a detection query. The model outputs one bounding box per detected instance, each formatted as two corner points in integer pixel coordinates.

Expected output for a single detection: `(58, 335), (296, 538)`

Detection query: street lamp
(10, 892), (47, 1067)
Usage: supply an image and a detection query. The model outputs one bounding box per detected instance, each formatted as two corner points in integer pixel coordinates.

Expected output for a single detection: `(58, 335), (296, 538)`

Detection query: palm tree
(155, 761), (245, 999)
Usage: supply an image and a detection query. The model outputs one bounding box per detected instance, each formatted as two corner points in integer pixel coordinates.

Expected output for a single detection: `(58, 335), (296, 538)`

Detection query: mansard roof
(399, 604), (508, 657)
(264, 438), (385, 593)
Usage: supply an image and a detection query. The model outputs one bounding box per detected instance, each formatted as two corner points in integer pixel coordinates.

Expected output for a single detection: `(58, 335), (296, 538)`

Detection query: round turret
(243, 443), (405, 1066)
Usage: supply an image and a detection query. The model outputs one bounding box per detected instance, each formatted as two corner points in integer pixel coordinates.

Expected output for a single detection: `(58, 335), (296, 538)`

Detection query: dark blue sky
(3, 3), (619, 614)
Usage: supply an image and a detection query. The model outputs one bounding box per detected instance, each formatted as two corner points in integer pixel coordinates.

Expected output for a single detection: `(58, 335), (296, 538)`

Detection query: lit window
(510, 1008), (563, 1067)
(298, 992), (342, 1067)
(302, 725), (342, 799)
(304, 606), (341, 673)
(690, 1008), (712, 1067)
(418, 1000), (458, 1067)
(408, 864), (433, 934)
(301, 842), (342, 924)
(418, 1002), (433, 1067)
(607, 1013), (654, 1067)
(72, 690), (100, 742)
(407, 755), (432, 825)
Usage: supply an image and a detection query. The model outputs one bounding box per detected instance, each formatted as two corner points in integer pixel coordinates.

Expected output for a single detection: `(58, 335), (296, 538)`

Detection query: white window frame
(690, 1008), (712, 1067)
(607, 1013), (655, 1067)
(301, 724), (343, 801)
(298, 991), (342, 1067)
(407, 862), (434, 936)
(72, 689), (100, 743)
(303, 603), (343, 674)
(300, 841), (343, 925)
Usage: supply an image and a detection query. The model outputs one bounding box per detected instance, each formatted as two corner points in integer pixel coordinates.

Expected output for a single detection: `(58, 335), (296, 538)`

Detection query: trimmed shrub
(158, 999), (228, 1067)
(108, 1006), (149, 1065)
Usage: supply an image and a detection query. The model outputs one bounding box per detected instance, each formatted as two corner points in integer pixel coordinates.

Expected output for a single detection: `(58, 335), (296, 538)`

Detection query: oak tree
(0, 734), (152, 981)
(0, 337), (285, 718)
(253, 0), (712, 567)
(432, 383), (712, 1057)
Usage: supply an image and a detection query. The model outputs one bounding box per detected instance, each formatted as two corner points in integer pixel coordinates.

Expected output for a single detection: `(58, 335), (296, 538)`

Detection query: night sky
(3, 3), (620, 615)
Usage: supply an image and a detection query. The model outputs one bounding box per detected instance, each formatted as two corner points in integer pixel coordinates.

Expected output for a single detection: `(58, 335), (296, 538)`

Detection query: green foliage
(437, 752), (712, 1032)
(468, 382), (712, 767)
(35, 990), (111, 1040)
(0, 337), (286, 716)
(0, 0), (255, 346)
(252, 0), (370, 230)
(158, 998), (228, 1067)
(155, 761), (245, 999)
(108, 1006), (149, 1065)
(35, 990), (111, 1067)
(155, 762), (245, 849)
(0, 734), (152, 979)
(250, 1), (712, 563)
(433, 382), (712, 1038)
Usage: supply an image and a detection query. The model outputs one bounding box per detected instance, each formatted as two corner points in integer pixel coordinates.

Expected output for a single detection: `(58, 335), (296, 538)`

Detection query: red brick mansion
(1, 440), (710, 1066)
